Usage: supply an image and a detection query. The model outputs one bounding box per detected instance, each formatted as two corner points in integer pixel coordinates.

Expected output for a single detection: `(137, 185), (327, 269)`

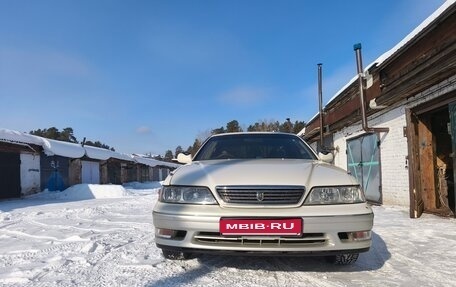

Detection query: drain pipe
(354, 43), (389, 133)
(318, 63), (324, 151)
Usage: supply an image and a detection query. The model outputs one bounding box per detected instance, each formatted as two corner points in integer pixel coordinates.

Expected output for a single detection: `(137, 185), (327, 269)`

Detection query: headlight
(304, 186), (365, 205)
(159, 186), (217, 204)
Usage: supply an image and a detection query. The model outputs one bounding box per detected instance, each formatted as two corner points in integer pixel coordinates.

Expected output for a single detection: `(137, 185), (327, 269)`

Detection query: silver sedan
(153, 132), (373, 264)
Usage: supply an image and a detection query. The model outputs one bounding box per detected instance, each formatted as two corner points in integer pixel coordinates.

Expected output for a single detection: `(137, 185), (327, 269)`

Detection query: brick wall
(331, 107), (409, 206)
(330, 74), (456, 206)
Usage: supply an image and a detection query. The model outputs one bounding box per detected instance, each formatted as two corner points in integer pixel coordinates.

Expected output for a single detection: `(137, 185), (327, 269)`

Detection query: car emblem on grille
(256, 191), (264, 201)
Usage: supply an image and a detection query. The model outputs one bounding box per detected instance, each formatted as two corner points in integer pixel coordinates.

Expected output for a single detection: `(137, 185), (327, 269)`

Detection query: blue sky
(0, 0), (445, 156)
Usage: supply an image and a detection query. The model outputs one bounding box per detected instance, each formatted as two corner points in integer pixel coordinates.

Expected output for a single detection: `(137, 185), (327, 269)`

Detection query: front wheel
(326, 253), (359, 265)
(162, 249), (191, 260)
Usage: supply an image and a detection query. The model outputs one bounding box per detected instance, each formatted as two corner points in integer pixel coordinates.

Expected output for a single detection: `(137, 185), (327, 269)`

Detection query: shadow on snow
(146, 232), (390, 286)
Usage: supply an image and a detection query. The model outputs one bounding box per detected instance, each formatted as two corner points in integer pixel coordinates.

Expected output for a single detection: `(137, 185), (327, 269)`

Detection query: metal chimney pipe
(318, 63), (324, 151)
(353, 43), (389, 133)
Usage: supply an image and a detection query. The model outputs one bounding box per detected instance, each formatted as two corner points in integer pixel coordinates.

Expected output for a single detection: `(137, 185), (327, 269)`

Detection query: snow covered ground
(0, 182), (455, 287)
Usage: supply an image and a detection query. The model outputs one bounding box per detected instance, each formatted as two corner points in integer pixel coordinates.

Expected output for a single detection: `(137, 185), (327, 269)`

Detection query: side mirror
(318, 152), (334, 164)
(177, 153), (192, 164)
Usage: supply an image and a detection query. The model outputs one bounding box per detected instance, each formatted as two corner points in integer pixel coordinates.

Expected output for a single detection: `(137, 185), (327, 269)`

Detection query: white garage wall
(20, 153), (40, 195)
(332, 106), (409, 206)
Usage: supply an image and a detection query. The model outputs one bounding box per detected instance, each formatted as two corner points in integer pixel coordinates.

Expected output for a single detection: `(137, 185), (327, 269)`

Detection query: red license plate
(219, 218), (302, 236)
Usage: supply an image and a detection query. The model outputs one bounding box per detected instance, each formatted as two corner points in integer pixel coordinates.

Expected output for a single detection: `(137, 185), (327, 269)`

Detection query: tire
(162, 249), (191, 260)
(326, 253), (359, 265)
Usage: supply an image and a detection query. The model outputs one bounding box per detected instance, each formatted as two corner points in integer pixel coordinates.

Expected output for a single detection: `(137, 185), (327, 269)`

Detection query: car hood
(167, 159), (358, 190)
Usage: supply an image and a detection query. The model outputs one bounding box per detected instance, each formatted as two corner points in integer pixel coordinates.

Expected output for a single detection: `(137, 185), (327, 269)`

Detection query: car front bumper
(153, 202), (374, 254)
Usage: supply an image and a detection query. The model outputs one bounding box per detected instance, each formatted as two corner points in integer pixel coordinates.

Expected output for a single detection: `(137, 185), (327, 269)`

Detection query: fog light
(351, 231), (371, 241)
(156, 228), (176, 239)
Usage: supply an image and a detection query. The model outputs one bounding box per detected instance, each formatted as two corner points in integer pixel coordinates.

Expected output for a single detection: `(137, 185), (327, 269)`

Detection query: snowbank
(23, 182), (162, 202)
(29, 184), (132, 200)
(123, 181), (163, 190)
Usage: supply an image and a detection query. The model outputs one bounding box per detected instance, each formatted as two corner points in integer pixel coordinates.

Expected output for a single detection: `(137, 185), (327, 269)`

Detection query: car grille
(216, 185), (305, 205)
(194, 232), (326, 247)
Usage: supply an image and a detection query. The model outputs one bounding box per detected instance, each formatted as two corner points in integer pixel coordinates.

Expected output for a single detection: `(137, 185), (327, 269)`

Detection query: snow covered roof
(2, 128), (178, 166)
(83, 145), (114, 160)
(0, 128), (85, 158)
(133, 155), (180, 168)
(0, 128), (86, 158)
(110, 152), (134, 162)
(133, 156), (160, 167)
(372, 0), (455, 68)
(307, 0), (456, 125)
(297, 127), (306, 137)
(0, 128), (44, 146)
(83, 145), (134, 162)
(41, 138), (85, 158)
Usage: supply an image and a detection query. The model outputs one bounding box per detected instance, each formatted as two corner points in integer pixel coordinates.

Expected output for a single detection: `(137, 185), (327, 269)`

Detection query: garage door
(82, 161), (100, 184)
(449, 102), (456, 216)
(0, 152), (21, 198)
(347, 133), (382, 204)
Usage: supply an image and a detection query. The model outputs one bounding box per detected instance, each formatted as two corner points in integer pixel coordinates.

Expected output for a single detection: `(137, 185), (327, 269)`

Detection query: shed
(108, 153), (135, 184)
(82, 145), (135, 185)
(0, 129), (43, 197)
(132, 156), (179, 182)
(40, 138), (85, 191)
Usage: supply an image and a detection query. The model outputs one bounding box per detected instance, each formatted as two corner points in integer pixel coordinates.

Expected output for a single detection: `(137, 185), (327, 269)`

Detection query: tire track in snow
(79, 232), (158, 286)
(0, 241), (84, 263)
(273, 257), (348, 287)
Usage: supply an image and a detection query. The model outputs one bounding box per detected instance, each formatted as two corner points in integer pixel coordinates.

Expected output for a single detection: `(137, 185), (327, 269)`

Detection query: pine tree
(164, 150), (174, 162)
(174, 118), (306, 158)
(247, 120), (280, 132)
(279, 119), (293, 133)
(211, 127), (225, 135)
(29, 127), (115, 150)
(190, 139), (201, 156)
(226, 120), (242, 133)
(292, 121), (306, 134)
(60, 127), (77, 143)
(175, 146), (184, 157)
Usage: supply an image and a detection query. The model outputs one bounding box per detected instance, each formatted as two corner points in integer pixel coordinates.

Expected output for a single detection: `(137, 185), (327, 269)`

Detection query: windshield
(193, 133), (317, 161)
